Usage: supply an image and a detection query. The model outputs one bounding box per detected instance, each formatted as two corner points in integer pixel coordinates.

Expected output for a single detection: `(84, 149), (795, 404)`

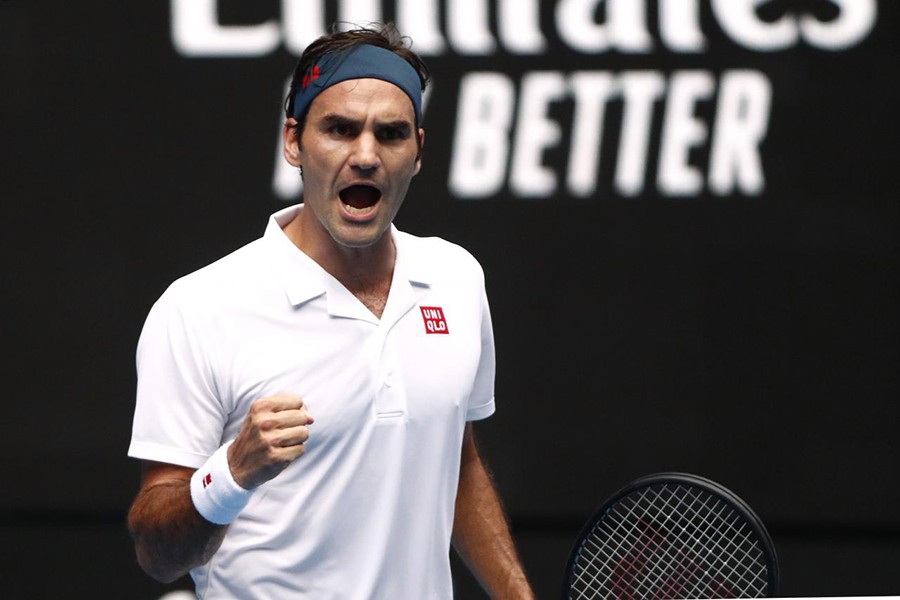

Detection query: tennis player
(126, 22), (535, 599)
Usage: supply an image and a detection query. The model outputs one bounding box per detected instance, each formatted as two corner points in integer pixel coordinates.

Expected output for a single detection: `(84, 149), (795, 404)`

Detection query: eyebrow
(318, 113), (360, 128)
(318, 113), (413, 131)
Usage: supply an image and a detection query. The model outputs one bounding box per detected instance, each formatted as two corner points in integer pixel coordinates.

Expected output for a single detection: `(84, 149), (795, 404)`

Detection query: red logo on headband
(302, 65), (321, 90)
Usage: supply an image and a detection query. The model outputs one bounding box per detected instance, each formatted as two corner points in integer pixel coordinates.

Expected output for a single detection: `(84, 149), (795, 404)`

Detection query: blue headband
(292, 44), (423, 123)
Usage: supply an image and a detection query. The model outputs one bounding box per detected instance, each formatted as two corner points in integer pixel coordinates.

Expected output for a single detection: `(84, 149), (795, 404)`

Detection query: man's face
(284, 78), (423, 254)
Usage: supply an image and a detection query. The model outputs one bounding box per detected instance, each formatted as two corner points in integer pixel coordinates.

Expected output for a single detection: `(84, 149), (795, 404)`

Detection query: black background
(2, 1), (898, 597)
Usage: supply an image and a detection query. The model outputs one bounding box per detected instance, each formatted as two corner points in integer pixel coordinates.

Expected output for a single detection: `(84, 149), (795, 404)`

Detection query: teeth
(342, 201), (372, 214)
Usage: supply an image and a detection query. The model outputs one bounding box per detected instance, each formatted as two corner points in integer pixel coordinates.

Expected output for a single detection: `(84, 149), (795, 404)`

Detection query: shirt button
(384, 374), (395, 387)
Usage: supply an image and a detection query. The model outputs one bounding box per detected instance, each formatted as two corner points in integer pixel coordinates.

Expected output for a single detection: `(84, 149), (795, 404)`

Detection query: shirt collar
(392, 227), (433, 287)
(263, 204), (432, 307)
(264, 205), (325, 307)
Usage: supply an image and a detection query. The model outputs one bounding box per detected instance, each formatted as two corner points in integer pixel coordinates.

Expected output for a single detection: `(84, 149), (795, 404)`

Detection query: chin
(330, 226), (387, 250)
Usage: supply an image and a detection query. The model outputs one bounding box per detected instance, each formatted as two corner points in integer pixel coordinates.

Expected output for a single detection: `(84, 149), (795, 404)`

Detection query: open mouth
(339, 185), (382, 213)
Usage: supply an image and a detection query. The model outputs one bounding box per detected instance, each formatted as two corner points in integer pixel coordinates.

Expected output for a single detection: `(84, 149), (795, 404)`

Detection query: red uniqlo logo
(203, 473), (212, 488)
(420, 306), (449, 334)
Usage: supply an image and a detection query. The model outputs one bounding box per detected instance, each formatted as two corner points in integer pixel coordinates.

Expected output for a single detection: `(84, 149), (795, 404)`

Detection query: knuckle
(258, 417), (278, 431)
(266, 446), (284, 464)
(249, 399), (271, 416)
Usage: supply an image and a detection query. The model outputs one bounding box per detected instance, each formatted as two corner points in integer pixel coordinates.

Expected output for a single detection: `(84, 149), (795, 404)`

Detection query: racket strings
(569, 483), (771, 599)
(575, 492), (764, 598)
(614, 488), (764, 598)
(611, 496), (724, 598)
(658, 487), (766, 592)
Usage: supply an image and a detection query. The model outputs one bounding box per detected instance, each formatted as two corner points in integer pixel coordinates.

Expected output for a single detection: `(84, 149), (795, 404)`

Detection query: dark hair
(284, 22), (430, 131)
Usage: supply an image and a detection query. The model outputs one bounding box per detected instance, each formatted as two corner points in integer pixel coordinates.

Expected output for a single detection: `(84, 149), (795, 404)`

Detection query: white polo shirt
(128, 205), (496, 599)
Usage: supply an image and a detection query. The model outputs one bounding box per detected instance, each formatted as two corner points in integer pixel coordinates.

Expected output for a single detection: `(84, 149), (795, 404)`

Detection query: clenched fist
(227, 393), (314, 490)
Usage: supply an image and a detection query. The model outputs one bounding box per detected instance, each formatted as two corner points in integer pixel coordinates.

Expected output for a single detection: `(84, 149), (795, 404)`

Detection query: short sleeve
(465, 276), (496, 422)
(127, 285), (227, 468)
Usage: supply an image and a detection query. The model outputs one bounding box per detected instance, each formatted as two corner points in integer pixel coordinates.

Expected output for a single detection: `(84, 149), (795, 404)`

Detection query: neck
(327, 243), (395, 319)
(329, 240), (396, 294)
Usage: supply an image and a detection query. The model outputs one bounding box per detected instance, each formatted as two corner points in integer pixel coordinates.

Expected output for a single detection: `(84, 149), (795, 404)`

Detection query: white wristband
(190, 440), (253, 525)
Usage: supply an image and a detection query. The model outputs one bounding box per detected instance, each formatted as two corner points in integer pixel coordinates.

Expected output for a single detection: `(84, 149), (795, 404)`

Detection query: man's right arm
(127, 393), (314, 582)
(127, 461), (228, 583)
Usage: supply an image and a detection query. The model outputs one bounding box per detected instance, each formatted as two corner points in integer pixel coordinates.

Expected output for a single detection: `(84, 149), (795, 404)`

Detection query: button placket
(373, 325), (407, 423)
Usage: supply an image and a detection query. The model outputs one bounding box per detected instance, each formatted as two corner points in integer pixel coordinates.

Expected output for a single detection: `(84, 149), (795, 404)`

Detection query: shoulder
(395, 230), (485, 281)
(150, 238), (272, 317)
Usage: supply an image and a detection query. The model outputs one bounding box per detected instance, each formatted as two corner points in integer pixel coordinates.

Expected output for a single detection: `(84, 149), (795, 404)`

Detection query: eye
(377, 126), (411, 142)
(330, 123), (354, 137)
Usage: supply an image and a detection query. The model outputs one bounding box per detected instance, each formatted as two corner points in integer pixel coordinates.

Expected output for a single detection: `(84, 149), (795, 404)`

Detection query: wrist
(190, 440), (253, 525)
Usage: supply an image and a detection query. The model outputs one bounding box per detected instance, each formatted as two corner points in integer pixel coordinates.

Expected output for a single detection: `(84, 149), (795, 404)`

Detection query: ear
(413, 127), (425, 176)
(283, 117), (302, 167)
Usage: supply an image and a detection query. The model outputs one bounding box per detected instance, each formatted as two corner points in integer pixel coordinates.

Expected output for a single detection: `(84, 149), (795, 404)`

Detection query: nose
(349, 132), (380, 172)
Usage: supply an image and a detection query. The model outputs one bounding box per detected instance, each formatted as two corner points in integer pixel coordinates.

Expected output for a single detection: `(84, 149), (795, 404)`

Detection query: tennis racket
(562, 472), (779, 599)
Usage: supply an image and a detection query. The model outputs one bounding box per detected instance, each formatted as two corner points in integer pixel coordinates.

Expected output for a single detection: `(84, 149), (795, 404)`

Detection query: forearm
(127, 476), (227, 583)
(452, 428), (534, 600)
